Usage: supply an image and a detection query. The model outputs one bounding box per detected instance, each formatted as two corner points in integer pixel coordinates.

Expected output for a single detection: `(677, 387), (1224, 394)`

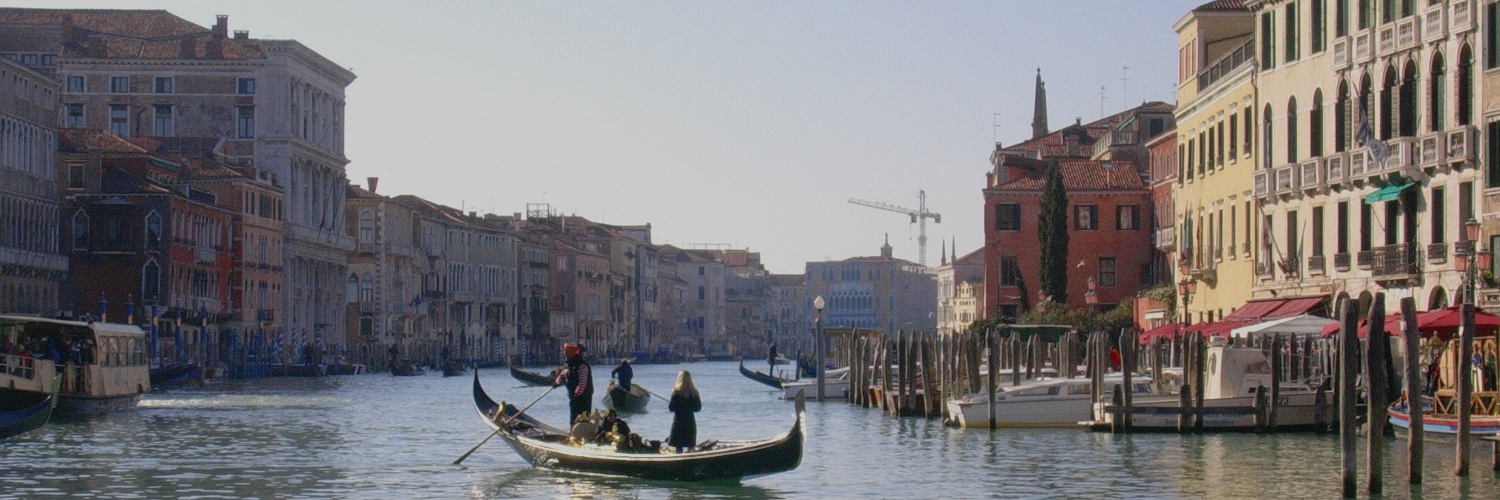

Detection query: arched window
(1380, 64), (1397, 139)
(144, 210), (163, 251)
(1399, 59), (1417, 137)
(1286, 96), (1299, 164)
(1262, 104), (1274, 170)
(346, 274), (359, 304)
(1430, 52), (1446, 132)
(358, 210), (374, 243)
(1310, 90), (1324, 157)
(71, 209), (89, 251)
(360, 273), (374, 302)
(1458, 44), (1473, 126)
(142, 260), (161, 302)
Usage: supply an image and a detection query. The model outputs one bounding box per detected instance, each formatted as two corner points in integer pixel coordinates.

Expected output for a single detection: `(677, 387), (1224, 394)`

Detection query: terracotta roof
(953, 248), (985, 266)
(991, 160), (1146, 192)
(769, 274), (805, 286)
(59, 128), (146, 153)
(0, 8), (266, 60)
(1194, 0), (1247, 12)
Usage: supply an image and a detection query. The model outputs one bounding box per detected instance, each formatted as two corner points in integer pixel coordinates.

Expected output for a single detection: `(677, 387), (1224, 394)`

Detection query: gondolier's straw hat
(563, 344), (582, 356)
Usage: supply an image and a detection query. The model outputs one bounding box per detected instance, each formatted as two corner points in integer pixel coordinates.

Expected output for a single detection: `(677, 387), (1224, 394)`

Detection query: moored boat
(0, 387), (54, 439)
(1388, 400), (1500, 437)
(946, 373), (1157, 428)
(442, 361), (469, 377)
(0, 315), (150, 418)
(602, 380), (651, 413)
(1088, 339), (1329, 431)
(391, 362), (424, 377)
(471, 372), (805, 481)
(780, 367), (850, 400)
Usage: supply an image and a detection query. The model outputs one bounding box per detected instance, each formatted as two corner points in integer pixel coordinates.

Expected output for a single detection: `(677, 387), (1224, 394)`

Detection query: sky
(18, 0), (1207, 274)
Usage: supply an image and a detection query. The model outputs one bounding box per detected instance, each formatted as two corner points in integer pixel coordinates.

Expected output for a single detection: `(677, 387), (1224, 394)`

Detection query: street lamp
(1085, 276), (1099, 313)
(1458, 218), (1493, 305)
(813, 295), (826, 400)
(1177, 279), (1196, 327)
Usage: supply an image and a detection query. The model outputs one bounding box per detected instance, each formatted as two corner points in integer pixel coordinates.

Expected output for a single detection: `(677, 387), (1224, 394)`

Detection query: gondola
(0, 388), (55, 440)
(738, 359), (790, 389)
(601, 381), (650, 413)
(391, 362), (424, 377)
(510, 365), (557, 387)
(442, 361), (469, 378)
(471, 372), (805, 481)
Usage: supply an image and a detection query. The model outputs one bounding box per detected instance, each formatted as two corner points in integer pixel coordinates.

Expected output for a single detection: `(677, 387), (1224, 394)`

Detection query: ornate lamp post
(1457, 218), (1493, 305)
(813, 295), (826, 400)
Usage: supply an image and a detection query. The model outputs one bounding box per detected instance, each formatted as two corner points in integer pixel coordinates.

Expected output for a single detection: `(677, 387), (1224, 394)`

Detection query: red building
(982, 102), (1172, 320)
(59, 129), (234, 366)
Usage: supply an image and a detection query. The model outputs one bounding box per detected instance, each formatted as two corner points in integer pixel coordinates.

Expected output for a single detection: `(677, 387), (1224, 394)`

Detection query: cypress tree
(1038, 160), (1069, 304)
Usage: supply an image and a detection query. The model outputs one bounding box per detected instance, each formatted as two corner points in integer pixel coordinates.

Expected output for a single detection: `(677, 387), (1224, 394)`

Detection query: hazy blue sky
(19, 0), (1206, 274)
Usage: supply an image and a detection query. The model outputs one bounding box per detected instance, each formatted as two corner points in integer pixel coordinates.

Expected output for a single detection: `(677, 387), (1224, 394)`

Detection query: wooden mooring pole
(1337, 298), (1358, 498)
(1365, 294), (1387, 495)
(987, 328), (998, 429)
(1456, 302), (1475, 476)
(1399, 297), (1422, 484)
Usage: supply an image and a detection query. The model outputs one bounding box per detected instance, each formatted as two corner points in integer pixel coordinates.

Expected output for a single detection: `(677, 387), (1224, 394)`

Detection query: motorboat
(947, 373), (1157, 428)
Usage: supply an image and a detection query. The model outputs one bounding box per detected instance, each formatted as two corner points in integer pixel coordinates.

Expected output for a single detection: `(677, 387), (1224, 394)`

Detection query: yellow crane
(848, 190), (941, 266)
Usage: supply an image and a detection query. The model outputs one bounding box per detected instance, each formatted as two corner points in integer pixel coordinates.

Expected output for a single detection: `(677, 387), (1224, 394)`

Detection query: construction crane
(848, 190), (941, 266)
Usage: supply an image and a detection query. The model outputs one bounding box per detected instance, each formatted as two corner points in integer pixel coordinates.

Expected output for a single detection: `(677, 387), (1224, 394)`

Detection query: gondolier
(555, 343), (593, 424)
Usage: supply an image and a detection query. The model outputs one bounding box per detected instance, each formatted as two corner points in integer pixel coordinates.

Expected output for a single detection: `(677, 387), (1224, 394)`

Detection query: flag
(1356, 100), (1391, 165)
(410, 294), (422, 308)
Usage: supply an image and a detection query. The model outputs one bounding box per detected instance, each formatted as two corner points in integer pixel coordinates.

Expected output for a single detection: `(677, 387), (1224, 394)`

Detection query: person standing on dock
(555, 343), (594, 424)
(667, 370), (702, 453)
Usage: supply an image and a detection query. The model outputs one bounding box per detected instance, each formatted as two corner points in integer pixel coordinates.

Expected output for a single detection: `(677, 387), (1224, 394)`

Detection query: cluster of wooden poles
(1334, 294), (1499, 497)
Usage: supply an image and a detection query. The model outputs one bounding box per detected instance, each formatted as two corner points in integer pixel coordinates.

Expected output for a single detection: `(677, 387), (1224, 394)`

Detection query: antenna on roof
(1120, 66), (1130, 108)
(1098, 86), (1107, 120)
(992, 113), (1002, 143)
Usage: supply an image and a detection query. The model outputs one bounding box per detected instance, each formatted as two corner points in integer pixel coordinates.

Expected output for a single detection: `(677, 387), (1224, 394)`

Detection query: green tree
(1038, 160), (1069, 304)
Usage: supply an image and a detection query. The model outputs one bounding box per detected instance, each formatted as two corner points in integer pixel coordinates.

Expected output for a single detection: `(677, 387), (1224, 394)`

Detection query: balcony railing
(1300, 158), (1323, 191)
(1274, 164), (1296, 193)
(1396, 17), (1420, 51)
(1420, 133), (1446, 167)
(1308, 254), (1326, 275)
(1428, 242), (1448, 263)
(1357, 250), (1374, 270)
(195, 247), (217, 265)
(1453, 0), (1474, 32)
(1353, 30), (1374, 63)
(1423, 5), (1447, 42)
(1350, 150), (1367, 177)
(357, 242), (377, 254)
(359, 302), (377, 313)
(1197, 39), (1255, 92)
(1448, 126), (1475, 163)
(1254, 170), (1272, 198)
(1377, 24), (1397, 55)
(1334, 252), (1352, 271)
(1332, 37), (1350, 69)
(1155, 226), (1177, 251)
(1326, 153), (1346, 184)
(1371, 243), (1419, 278)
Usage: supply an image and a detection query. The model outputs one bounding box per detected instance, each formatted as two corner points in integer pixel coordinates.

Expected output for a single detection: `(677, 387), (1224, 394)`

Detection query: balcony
(1155, 226), (1177, 252)
(1453, 0), (1474, 32)
(1377, 24), (1396, 55)
(1334, 252), (1352, 271)
(1396, 17), (1421, 52)
(1350, 150), (1368, 178)
(195, 246), (217, 265)
(1428, 242), (1448, 263)
(1447, 126), (1475, 164)
(357, 242), (377, 254)
(1419, 133), (1447, 167)
(1196, 39), (1255, 92)
(359, 302), (376, 313)
(1332, 37), (1350, 70)
(1326, 153), (1346, 185)
(1308, 254), (1326, 276)
(1353, 30), (1374, 64)
(1423, 5), (1447, 42)
(1371, 243), (1419, 280)
(1357, 250), (1374, 270)
(1254, 170), (1272, 199)
(1299, 158), (1323, 192)
(1273, 164), (1297, 194)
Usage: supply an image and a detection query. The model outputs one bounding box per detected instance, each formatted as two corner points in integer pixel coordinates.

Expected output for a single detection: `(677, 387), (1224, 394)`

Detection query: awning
(1138, 323), (1182, 343)
(1364, 182), (1414, 203)
(1229, 314), (1337, 338)
(1264, 297), (1326, 319)
(1224, 299), (1286, 321)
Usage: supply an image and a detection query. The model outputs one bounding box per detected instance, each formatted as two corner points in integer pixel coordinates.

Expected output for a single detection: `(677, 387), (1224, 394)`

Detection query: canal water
(3, 361), (1496, 499)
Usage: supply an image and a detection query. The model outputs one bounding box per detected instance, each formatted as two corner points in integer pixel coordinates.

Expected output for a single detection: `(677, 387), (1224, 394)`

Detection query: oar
(453, 384), (557, 465)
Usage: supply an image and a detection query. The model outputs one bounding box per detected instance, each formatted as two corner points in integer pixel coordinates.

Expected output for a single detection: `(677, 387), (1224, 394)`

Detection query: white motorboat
(946, 373), (1157, 428)
(1089, 338), (1328, 431)
(781, 367), (850, 400)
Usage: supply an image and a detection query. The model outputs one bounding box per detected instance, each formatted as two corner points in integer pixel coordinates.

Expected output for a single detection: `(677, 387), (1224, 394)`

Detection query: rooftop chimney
(366, 176), (378, 193)
(213, 15), (228, 38)
(233, 30), (249, 41)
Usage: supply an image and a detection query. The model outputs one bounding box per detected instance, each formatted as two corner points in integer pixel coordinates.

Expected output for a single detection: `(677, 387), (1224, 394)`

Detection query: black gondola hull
(472, 372), (803, 481)
(0, 388), (54, 440)
(510, 365), (556, 387)
(737, 359), (786, 389)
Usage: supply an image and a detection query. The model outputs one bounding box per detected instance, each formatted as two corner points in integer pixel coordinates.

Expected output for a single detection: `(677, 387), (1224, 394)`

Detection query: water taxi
(0, 315), (150, 417)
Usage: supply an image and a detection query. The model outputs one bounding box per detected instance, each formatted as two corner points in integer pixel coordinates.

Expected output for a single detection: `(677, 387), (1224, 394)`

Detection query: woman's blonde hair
(673, 370), (698, 397)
